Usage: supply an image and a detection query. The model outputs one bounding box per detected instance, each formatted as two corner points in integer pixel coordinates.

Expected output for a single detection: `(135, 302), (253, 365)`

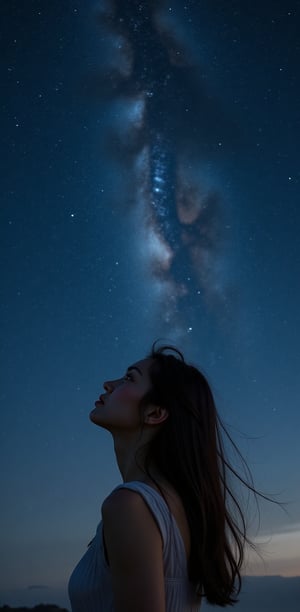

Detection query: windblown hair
(139, 344), (264, 607)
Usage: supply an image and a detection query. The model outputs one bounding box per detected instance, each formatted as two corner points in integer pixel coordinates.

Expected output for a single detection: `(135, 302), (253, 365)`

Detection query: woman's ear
(143, 404), (169, 426)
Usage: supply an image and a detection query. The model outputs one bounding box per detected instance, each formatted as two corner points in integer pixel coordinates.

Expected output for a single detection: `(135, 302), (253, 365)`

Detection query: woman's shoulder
(101, 480), (190, 560)
(102, 485), (145, 515)
(101, 483), (163, 536)
(101, 479), (175, 518)
(101, 485), (164, 571)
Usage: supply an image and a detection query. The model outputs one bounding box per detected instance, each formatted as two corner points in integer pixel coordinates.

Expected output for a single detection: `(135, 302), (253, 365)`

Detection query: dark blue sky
(1, 0), (300, 608)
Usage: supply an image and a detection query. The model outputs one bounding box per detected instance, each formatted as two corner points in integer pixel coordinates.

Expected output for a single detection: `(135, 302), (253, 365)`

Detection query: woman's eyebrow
(127, 365), (143, 376)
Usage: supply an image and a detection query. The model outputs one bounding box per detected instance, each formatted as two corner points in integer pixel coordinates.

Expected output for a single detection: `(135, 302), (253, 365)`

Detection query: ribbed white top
(68, 481), (201, 611)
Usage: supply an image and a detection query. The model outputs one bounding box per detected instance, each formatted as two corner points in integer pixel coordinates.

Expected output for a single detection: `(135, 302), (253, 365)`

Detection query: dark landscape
(0, 606), (69, 612)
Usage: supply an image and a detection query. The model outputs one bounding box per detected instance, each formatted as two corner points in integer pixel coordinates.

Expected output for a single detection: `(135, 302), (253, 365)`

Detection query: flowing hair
(138, 344), (273, 606)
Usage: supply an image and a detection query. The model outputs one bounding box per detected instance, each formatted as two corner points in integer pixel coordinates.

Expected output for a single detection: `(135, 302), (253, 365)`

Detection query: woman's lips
(95, 395), (105, 406)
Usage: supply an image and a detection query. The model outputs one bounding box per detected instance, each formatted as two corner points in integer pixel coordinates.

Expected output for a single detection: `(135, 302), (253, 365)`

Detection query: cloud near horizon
(27, 584), (50, 590)
(244, 523), (300, 577)
(201, 575), (300, 611)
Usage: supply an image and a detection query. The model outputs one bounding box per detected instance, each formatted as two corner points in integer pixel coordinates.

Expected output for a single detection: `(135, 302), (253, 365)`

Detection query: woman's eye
(123, 373), (133, 381)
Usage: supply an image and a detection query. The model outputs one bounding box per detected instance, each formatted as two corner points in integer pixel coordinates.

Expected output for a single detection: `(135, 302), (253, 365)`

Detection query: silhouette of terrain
(0, 606), (69, 612)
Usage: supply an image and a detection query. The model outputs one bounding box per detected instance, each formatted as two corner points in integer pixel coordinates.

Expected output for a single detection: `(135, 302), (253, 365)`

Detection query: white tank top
(68, 481), (201, 611)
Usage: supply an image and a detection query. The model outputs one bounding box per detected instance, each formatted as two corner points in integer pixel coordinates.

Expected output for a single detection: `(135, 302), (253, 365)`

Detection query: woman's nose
(104, 380), (113, 392)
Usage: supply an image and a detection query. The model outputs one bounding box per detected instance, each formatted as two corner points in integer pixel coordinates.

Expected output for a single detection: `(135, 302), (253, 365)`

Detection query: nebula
(91, 0), (234, 332)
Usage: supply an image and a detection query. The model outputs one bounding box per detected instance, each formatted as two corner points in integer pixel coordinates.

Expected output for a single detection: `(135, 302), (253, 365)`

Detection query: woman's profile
(68, 343), (269, 611)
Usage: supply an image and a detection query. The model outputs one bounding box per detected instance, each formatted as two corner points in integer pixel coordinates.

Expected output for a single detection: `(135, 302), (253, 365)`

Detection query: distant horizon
(1, 575), (300, 611)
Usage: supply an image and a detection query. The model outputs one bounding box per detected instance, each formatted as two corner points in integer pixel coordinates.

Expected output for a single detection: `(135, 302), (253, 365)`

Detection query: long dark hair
(139, 344), (271, 606)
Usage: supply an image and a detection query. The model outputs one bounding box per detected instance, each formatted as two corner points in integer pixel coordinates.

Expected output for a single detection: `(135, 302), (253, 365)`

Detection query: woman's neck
(112, 432), (148, 482)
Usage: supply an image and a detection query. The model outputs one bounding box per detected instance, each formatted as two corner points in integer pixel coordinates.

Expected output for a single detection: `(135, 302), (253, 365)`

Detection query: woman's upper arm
(102, 488), (166, 612)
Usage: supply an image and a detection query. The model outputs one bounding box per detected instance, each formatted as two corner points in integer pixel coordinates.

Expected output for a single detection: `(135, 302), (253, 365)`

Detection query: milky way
(92, 0), (233, 334)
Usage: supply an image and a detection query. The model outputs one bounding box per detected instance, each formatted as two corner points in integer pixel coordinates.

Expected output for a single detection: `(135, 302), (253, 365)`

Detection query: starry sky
(1, 1), (300, 609)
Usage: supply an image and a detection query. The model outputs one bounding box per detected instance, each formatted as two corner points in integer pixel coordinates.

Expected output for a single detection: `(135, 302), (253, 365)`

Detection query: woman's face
(89, 358), (153, 432)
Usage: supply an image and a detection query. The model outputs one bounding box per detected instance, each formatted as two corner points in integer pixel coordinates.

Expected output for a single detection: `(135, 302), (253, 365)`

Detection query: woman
(68, 344), (262, 611)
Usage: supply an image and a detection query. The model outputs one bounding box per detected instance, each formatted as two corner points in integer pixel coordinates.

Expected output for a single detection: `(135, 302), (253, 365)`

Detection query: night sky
(1, 1), (300, 609)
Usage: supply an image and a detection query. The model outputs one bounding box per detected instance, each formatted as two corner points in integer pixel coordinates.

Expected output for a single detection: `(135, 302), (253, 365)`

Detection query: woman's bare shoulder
(101, 486), (164, 574)
(101, 486), (162, 540)
(102, 486), (148, 515)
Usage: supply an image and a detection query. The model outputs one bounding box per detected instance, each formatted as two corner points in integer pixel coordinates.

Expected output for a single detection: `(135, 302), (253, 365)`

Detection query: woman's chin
(89, 408), (111, 430)
(89, 408), (101, 424)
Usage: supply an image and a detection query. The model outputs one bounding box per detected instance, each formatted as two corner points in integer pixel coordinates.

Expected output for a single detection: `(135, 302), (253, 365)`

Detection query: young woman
(68, 344), (263, 611)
